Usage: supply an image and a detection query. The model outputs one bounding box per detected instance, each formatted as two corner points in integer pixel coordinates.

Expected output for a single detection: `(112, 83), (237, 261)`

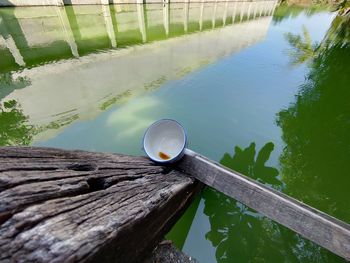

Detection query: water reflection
(0, 72), (30, 98)
(220, 142), (282, 188)
(173, 8), (349, 262)
(285, 26), (318, 65)
(204, 142), (342, 262)
(0, 1), (276, 73)
(278, 10), (350, 222)
(0, 100), (33, 145)
(1, 3), (347, 262)
(272, 3), (332, 24)
(0, 1), (276, 144)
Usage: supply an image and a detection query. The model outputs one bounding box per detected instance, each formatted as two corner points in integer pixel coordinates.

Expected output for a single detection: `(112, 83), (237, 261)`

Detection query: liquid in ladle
(159, 151), (170, 160)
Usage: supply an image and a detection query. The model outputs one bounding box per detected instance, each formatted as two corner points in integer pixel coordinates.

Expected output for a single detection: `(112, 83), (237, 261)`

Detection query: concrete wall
(0, 0), (273, 7)
(0, 0), (277, 73)
(0, 0), (64, 6)
(1, 0), (129, 6)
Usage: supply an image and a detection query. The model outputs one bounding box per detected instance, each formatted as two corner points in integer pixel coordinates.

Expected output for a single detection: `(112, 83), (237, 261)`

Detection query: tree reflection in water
(0, 73), (31, 99)
(284, 26), (319, 66)
(0, 100), (33, 146)
(278, 8), (350, 228)
(220, 142), (282, 189)
(203, 142), (343, 262)
(203, 9), (350, 263)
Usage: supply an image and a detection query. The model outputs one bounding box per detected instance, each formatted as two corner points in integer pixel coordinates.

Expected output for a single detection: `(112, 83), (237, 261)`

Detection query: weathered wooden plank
(145, 240), (198, 263)
(0, 147), (201, 263)
(177, 149), (350, 260)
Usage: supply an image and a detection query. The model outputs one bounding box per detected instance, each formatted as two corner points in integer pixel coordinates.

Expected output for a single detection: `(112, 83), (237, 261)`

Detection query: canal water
(0, 2), (349, 262)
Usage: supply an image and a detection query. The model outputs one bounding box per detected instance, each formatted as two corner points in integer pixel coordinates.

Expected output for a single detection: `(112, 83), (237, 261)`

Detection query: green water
(1, 2), (349, 262)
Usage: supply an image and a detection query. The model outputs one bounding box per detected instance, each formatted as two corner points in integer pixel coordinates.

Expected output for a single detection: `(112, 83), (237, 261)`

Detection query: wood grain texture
(177, 150), (350, 260)
(0, 147), (201, 263)
(145, 241), (198, 263)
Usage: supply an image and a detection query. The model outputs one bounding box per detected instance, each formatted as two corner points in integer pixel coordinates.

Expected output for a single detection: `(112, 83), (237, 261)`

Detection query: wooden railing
(0, 146), (349, 261)
(178, 149), (350, 260)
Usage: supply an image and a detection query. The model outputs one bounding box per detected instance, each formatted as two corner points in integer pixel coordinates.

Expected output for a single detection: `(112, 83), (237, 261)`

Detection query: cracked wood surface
(0, 147), (200, 263)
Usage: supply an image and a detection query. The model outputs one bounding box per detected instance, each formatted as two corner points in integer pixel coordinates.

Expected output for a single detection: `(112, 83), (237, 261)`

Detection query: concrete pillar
(270, 1), (277, 16)
(100, 0), (109, 5)
(102, 5), (117, 48)
(271, 1), (275, 15)
(223, 0), (229, 26)
(199, 0), (204, 31)
(259, 1), (263, 17)
(212, 0), (217, 28)
(0, 35), (25, 66)
(247, 2), (252, 20)
(232, 1), (237, 23)
(183, 1), (189, 33)
(0, 15), (25, 66)
(240, 1), (245, 22)
(253, 1), (257, 19)
(163, 3), (169, 36)
(55, 7), (79, 57)
(268, 1), (272, 15)
(137, 4), (147, 43)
